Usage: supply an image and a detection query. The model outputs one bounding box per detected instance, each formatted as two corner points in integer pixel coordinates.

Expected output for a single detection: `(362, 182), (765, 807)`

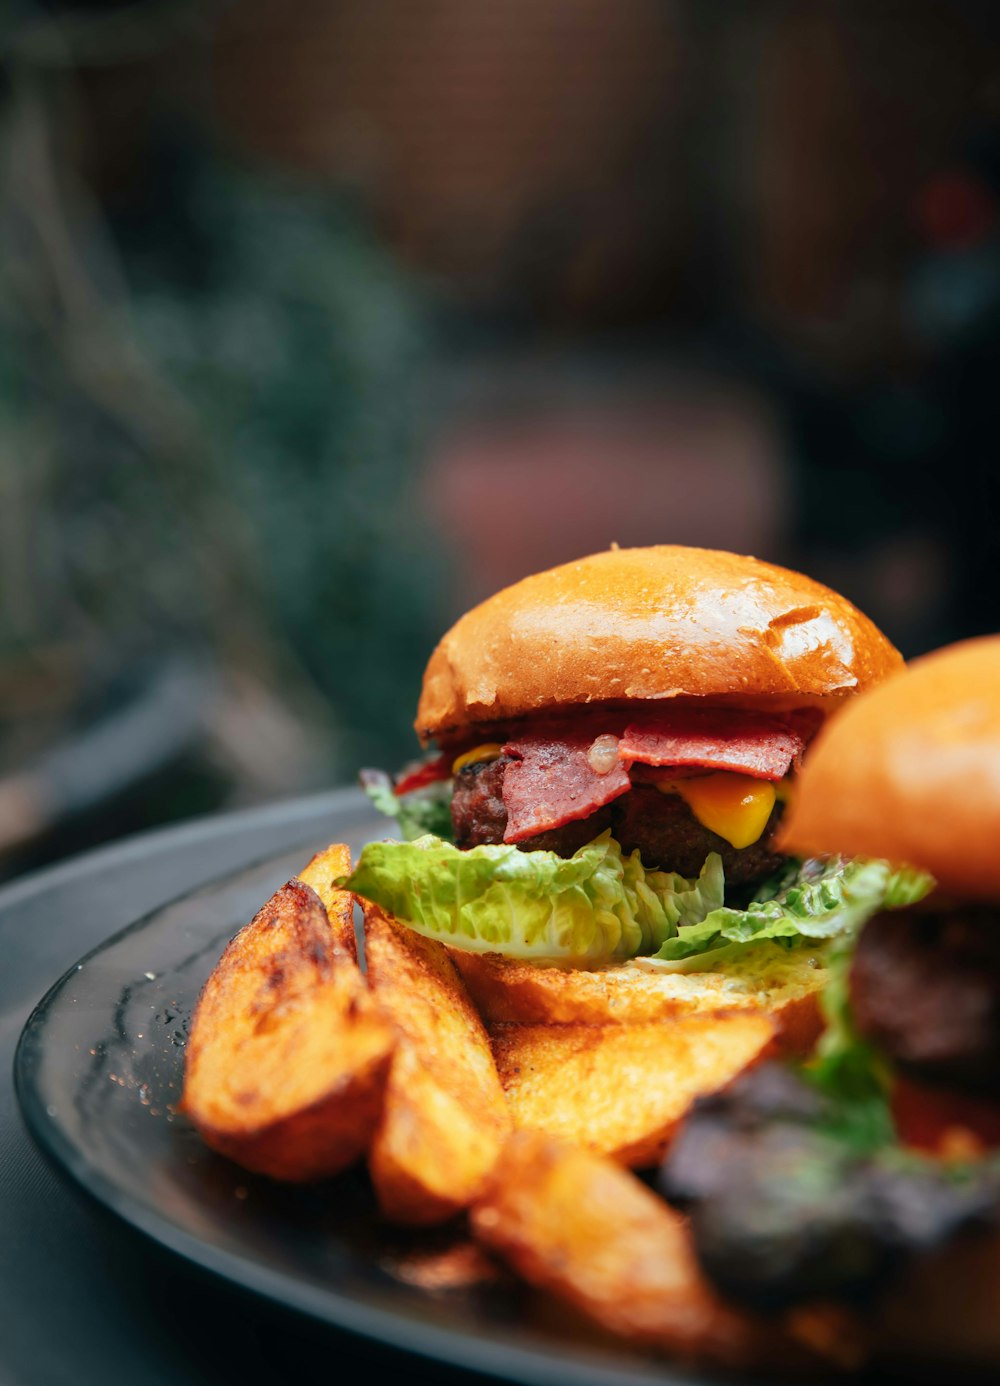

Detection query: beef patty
(850, 904), (1000, 1096)
(451, 756), (784, 885)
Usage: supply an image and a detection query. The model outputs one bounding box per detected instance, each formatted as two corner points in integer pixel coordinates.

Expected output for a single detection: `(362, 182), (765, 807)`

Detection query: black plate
(14, 792), (721, 1386)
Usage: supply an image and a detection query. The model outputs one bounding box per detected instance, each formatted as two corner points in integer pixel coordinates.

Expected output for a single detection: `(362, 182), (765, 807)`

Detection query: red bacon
(618, 708), (820, 781)
(500, 735), (631, 843)
(892, 1075), (1000, 1154)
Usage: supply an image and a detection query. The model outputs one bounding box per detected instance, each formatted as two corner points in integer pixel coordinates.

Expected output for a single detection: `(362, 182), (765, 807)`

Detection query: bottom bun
(450, 950), (827, 1055)
(873, 1227), (1000, 1372)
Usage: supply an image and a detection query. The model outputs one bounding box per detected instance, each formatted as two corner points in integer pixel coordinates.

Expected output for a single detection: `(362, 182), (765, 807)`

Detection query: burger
(661, 635), (1000, 1369)
(343, 545), (916, 1040)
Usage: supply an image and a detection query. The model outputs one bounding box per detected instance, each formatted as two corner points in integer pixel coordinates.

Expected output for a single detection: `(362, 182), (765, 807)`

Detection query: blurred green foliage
(0, 110), (450, 782)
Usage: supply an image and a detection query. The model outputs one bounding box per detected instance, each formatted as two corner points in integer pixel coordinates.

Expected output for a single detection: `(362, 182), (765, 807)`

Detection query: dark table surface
(0, 792), (503, 1386)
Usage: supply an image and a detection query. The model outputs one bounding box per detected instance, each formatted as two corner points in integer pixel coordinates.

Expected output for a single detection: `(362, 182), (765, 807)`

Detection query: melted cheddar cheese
(656, 773), (777, 849)
(452, 743), (504, 774)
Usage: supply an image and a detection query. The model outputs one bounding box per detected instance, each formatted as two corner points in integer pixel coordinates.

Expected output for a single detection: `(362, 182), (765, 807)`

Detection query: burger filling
(850, 903), (1000, 1097)
(453, 756), (785, 886)
(349, 703), (932, 971)
(660, 905), (1000, 1313)
(659, 1058), (1000, 1313)
(443, 705), (815, 865)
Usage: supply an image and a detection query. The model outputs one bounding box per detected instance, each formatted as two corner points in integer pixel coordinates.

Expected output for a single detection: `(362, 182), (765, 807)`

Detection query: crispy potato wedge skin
(183, 877), (395, 1181)
(453, 952), (824, 1054)
(364, 905), (511, 1225)
(768, 991), (825, 1054)
(296, 842), (356, 958)
(491, 1014), (775, 1168)
(368, 1045), (508, 1226)
(471, 1131), (809, 1371)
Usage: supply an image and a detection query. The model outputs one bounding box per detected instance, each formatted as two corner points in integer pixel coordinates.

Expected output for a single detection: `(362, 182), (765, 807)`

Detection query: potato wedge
(471, 1130), (808, 1371)
(491, 1014), (775, 1168)
(183, 876), (395, 1181)
(364, 904), (511, 1225)
(296, 841), (357, 957)
(453, 951), (824, 1054)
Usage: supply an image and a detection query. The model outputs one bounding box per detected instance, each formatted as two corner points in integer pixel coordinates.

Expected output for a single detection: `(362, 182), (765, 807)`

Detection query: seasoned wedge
(471, 1131), (808, 1371)
(453, 951), (824, 1054)
(491, 1014), (775, 1168)
(296, 841), (357, 957)
(363, 904), (511, 1225)
(183, 876), (395, 1181)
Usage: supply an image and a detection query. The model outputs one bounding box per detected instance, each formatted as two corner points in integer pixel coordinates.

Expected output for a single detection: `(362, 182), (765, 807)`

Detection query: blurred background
(1, 0), (999, 881)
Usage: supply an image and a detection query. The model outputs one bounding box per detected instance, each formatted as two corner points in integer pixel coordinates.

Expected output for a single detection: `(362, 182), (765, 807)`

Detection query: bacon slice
(501, 736), (631, 843)
(892, 1076), (1000, 1155)
(619, 709), (820, 781)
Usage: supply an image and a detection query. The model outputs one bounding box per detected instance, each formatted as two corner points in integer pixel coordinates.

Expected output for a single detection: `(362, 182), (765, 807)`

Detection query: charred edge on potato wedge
(296, 842), (357, 959)
(363, 903), (511, 1224)
(182, 876), (395, 1182)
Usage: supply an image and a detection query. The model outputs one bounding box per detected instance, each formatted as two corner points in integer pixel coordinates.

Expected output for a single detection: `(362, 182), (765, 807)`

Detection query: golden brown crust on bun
(416, 546), (902, 743)
(779, 635), (1000, 900)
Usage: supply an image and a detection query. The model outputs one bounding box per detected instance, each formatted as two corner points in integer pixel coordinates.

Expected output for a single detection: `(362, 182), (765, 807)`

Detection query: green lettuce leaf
(802, 931), (897, 1152)
(360, 770), (455, 843)
(339, 832), (723, 963)
(637, 856), (934, 974)
(340, 825), (934, 970)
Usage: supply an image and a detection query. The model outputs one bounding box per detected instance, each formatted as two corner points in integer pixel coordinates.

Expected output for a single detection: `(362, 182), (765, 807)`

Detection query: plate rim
(0, 787), (364, 917)
(13, 804), (707, 1386)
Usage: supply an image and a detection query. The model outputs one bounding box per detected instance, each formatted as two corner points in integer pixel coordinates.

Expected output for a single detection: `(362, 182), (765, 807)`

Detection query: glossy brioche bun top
(416, 545), (902, 744)
(780, 635), (1000, 900)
